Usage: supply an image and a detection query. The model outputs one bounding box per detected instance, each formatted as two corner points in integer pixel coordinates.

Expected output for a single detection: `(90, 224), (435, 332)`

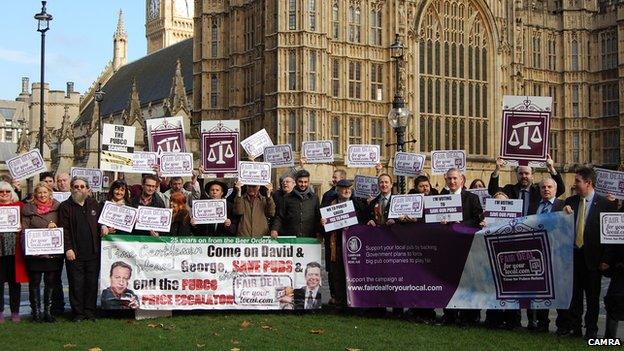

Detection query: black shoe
(527, 321), (538, 331)
(73, 316), (85, 323)
(556, 328), (572, 336)
(42, 288), (56, 323)
(535, 323), (549, 333)
(29, 287), (42, 323)
(584, 331), (598, 340)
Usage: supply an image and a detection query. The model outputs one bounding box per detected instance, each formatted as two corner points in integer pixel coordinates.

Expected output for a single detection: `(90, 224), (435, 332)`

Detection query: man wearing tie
(294, 262), (322, 310)
(556, 167), (617, 339)
(367, 174), (395, 227)
(487, 155), (564, 329)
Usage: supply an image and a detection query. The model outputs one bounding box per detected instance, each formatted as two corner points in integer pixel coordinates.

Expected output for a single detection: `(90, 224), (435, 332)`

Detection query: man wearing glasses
(130, 174), (165, 236)
(58, 176), (101, 322)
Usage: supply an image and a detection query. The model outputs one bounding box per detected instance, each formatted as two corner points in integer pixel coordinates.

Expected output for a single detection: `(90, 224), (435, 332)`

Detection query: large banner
(344, 212), (573, 309)
(99, 236), (322, 310)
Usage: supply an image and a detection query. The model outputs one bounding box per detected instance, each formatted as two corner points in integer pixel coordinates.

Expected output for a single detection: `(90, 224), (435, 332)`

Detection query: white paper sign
(135, 206), (173, 232)
(484, 198), (523, 226)
(98, 201), (138, 233)
(595, 168), (624, 200)
(52, 192), (71, 203)
(430, 150), (466, 175)
(388, 194), (424, 219)
(423, 194), (463, 223)
(302, 141), (334, 163)
(263, 145), (294, 168)
(394, 152), (425, 177)
(130, 152), (159, 174)
(346, 145), (380, 167)
(71, 167), (103, 191)
(24, 228), (64, 255)
(100, 124), (136, 172)
(241, 129), (273, 159)
(6, 149), (46, 181)
(192, 199), (228, 224)
(467, 188), (491, 208)
(320, 200), (359, 232)
(600, 213), (624, 244)
(159, 152), (194, 177)
(238, 161), (272, 186)
(0, 206), (20, 232)
(353, 175), (379, 199)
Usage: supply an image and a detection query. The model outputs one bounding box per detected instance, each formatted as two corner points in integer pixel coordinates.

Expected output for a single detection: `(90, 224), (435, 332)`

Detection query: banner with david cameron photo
(344, 211), (573, 309)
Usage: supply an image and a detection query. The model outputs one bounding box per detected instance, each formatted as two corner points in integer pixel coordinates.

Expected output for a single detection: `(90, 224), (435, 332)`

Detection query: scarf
(34, 198), (54, 215)
(293, 186), (313, 200)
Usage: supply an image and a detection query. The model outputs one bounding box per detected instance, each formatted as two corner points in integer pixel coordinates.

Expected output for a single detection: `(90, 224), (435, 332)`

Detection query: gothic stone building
(193, 0), (624, 192)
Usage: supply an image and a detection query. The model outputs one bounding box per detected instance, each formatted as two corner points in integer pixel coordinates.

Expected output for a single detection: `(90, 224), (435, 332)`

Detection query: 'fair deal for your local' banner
(344, 211), (573, 309)
(99, 236), (322, 310)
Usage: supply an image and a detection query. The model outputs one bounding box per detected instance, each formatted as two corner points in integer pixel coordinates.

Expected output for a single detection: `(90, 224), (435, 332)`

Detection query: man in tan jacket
(233, 181), (275, 238)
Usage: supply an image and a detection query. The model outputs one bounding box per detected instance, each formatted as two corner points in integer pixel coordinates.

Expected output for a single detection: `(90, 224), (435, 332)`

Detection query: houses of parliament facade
(192, 0), (623, 187)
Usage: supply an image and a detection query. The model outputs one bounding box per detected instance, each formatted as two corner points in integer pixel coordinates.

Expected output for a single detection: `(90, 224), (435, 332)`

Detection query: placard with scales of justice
(500, 96), (552, 167)
(201, 120), (240, 178)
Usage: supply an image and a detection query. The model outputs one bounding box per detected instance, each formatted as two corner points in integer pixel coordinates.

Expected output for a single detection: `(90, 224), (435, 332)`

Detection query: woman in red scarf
(0, 181), (23, 323)
(21, 182), (62, 322)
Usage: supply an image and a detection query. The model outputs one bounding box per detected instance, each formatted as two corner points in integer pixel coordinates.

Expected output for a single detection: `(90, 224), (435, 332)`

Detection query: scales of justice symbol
(508, 120), (543, 150)
(206, 140), (234, 164)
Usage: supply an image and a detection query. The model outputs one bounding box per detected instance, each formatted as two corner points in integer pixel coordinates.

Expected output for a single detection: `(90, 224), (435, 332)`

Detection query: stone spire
(124, 77), (144, 129)
(167, 59), (189, 116)
(89, 97), (100, 136)
(16, 128), (30, 154)
(113, 9), (128, 70)
(57, 105), (74, 142)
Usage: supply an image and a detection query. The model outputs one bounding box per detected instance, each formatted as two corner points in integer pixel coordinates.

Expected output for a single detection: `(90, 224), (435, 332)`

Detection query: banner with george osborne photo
(344, 212), (573, 309)
(99, 236), (322, 310)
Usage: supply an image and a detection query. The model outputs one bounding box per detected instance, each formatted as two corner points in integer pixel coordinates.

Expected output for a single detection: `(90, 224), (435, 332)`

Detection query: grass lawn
(0, 311), (591, 351)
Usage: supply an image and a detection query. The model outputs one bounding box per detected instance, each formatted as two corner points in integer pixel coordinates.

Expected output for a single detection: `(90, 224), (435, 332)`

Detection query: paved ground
(3, 261), (622, 337)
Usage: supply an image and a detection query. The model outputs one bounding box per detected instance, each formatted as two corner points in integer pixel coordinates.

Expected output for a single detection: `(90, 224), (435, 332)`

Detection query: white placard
(71, 167), (103, 191)
(130, 152), (158, 174)
(52, 192), (71, 203)
(0, 206), (20, 232)
(100, 124), (136, 172)
(353, 175), (379, 199)
(320, 200), (359, 232)
(98, 201), (138, 233)
(263, 144), (294, 168)
(484, 198), (523, 226)
(346, 144), (380, 168)
(394, 152), (425, 177)
(601, 213), (624, 244)
(135, 206), (173, 233)
(241, 129), (273, 159)
(467, 188), (491, 208)
(192, 199), (228, 224)
(430, 150), (466, 175)
(302, 141), (334, 164)
(24, 228), (64, 255)
(238, 161), (272, 186)
(423, 194), (463, 223)
(388, 194), (424, 219)
(595, 168), (624, 200)
(159, 152), (194, 177)
(6, 149), (46, 181)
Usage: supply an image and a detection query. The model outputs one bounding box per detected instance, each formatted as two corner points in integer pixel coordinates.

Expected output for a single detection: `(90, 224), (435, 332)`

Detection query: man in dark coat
(130, 174), (165, 236)
(58, 176), (101, 322)
(366, 173), (394, 226)
(271, 170), (321, 238)
(487, 155), (565, 217)
(556, 166), (618, 339)
(321, 169), (347, 207)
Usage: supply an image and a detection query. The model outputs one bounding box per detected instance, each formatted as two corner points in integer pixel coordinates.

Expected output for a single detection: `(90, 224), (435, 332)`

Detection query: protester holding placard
(469, 179), (486, 189)
(159, 174), (200, 208)
(55, 172), (71, 192)
(488, 155), (564, 217)
(440, 168), (483, 326)
(52, 172), (70, 316)
(234, 181), (275, 238)
(162, 192), (191, 236)
(408, 175), (439, 196)
(59, 176), (102, 322)
(366, 174), (396, 226)
(21, 182), (62, 323)
(321, 169), (347, 207)
(601, 240), (624, 339)
(557, 167), (618, 339)
(192, 180), (234, 236)
(100, 180), (133, 236)
(272, 170), (321, 239)
(0, 181), (24, 323)
(130, 175), (165, 236)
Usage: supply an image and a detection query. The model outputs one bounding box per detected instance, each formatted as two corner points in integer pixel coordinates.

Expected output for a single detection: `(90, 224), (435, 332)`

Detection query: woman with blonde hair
(0, 181), (25, 323)
(21, 182), (62, 322)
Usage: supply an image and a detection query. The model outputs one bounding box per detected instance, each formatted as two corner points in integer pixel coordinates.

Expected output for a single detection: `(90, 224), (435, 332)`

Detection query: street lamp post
(34, 1), (52, 152)
(387, 34), (412, 194)
(94, 83), (105, 169)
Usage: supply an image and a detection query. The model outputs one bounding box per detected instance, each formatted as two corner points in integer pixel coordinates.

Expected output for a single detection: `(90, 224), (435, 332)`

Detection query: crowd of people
(0, 158), (622, 341)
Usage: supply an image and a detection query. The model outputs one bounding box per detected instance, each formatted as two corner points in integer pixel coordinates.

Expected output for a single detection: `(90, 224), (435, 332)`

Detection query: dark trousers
(443, 309), (480, 324)
(0, 255), (21, 313)
(485, 309), (521, 328)
(526, 308), (550, 329)
(556, 249), (601, 334)
(52, 260), (66, 314)
(67, 258), (100, 319)
(328, 252), (347, 306)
